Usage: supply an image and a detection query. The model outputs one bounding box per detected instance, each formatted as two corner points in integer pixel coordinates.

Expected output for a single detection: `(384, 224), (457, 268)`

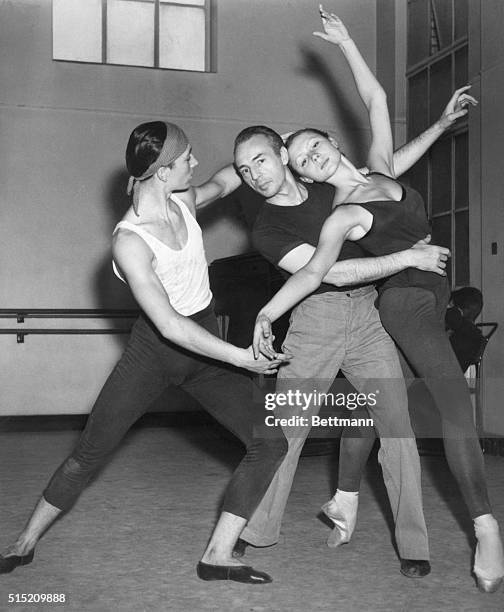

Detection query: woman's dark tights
(379, 287), (490, 519)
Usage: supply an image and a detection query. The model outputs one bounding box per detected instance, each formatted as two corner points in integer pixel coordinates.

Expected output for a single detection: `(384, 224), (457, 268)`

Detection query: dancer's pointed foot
(321, 490), (358, 549)
(321, 501), (351, 547)
(473, 514), (504, 593)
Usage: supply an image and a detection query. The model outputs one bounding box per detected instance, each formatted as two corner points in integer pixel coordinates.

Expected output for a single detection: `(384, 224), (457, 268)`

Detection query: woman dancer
(254, 7), (504, 593)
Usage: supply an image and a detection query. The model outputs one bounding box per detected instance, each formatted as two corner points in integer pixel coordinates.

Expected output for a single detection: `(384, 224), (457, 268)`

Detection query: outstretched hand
(313, 5), (351, 45)
(438, 85), (478, 130)
(409, 235), (451, 276)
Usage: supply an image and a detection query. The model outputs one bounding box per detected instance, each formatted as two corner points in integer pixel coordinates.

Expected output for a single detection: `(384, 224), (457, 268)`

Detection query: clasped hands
(252, 313), (288, 364)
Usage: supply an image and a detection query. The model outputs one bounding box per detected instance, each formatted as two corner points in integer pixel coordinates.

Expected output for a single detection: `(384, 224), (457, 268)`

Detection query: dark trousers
(379, 286), (491, 518)
(43, 304), (287, 520)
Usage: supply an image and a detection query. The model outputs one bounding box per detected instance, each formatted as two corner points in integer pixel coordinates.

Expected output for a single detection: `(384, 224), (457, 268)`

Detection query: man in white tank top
(0, 122), (291, 585)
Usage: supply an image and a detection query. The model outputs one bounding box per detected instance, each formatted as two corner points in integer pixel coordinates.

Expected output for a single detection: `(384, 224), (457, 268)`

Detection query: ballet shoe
(473, 515), (504, 593)
(474, 574), (503, 594)
(196, 561), (272, 584)
(0, 550), (34, 574)
(400, 558), (431, 578)
(321, 500), (353, 548)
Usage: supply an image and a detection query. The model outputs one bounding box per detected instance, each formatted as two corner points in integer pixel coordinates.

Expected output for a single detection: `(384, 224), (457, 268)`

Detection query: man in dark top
(231, 125), (450, 577)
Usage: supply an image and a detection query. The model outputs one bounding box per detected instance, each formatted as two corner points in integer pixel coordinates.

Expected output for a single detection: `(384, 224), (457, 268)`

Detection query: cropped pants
(43, 304), (287, 521)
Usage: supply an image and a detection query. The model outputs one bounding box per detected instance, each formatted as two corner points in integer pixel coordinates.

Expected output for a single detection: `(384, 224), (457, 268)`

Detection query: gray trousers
(241, 287), (429, 560)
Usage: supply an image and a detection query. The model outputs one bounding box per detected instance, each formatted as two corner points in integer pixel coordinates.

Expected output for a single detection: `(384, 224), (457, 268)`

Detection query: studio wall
(0, 0), (379, 414)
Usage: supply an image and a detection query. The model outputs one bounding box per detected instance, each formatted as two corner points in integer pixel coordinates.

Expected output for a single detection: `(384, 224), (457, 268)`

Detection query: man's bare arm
(192, 164), (242, 212)
(278, 240), (449, 287)
(253, 237), (448, 359)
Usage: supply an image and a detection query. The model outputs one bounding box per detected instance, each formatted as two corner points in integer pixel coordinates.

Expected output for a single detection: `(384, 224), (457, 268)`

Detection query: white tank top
(112, 194), (212, 316)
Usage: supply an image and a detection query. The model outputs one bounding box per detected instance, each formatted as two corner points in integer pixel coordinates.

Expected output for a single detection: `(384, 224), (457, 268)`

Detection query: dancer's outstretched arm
(253, 207), (449, 358)
(315, 6), (394, 175)
(391, 86), (477, 176)
(252, 205), (363, 357)
(315, 9), (477, 178)
(191, 164), (242, 212)
(260, 206), (361, 321)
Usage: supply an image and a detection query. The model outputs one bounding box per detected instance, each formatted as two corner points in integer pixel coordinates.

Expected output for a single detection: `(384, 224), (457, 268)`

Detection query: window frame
(52, 0), (214, 73)
(406, 0), (470, 287)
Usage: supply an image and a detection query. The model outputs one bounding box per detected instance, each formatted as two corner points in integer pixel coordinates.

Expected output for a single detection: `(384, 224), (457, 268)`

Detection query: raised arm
(192, 164), (242, 212)
(391, 86), (478, 176)
(315, 6), (393, 175)
(113, 231), (286, 374)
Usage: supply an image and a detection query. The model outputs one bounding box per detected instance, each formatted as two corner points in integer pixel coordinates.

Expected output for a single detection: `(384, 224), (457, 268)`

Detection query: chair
(466, 322), (498, 435)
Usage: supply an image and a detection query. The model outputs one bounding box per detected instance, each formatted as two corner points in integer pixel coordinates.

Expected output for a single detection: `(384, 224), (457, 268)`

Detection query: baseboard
(0, 411), (216, 433)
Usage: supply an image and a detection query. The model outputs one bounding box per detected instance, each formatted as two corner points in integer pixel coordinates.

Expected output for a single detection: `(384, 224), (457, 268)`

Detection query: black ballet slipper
(196, 561), (272, 584)
(232, 538), (249, 559)
(400, 558), (431, 578)
(0, 550), (34, 574)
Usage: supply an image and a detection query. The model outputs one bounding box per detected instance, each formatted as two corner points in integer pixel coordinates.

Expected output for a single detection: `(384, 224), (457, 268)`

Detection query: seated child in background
(445, 287), (484, 373)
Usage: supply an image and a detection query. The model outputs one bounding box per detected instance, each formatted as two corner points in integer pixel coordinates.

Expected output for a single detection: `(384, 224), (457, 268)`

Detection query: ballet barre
(0, 309), (139, 343)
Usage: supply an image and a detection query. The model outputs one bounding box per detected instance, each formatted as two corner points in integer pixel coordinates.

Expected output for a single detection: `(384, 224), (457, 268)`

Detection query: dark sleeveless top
(253, 182), (369, 294)
(354, 178), (449, 304)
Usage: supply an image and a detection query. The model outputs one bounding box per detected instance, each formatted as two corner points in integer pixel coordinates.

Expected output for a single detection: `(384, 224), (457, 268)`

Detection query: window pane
(159, 6), (205, 71)
(430, 55), (452, 122)
(432, 0), (453, 49)
(404, 155), (429, 208)
(107, 0), (155, 67)
(408, 71), (429, 136)
(53, 0), (102, 63)
(408, 0), (430, 66)
(431, 138), (451, 215)
(455, 210), (469, 285)
(431, 214), (452, 283)
(454, 46), (468, 89)
(454, 132), (468, 210)
(454, 0), (468, 40)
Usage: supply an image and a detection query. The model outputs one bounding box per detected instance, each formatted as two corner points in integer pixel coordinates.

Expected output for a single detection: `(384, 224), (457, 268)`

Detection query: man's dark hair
(451, 287), (483, 322)
(125, 121), (169, 177)
(234, 125), (284, 158)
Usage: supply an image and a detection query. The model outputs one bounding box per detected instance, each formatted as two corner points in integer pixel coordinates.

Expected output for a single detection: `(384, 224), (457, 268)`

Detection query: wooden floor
(1, 425), (503, 611)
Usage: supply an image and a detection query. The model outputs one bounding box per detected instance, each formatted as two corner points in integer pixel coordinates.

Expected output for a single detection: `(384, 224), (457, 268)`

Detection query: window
(52, 0), (212, 72)
(406, 0), (469, 286)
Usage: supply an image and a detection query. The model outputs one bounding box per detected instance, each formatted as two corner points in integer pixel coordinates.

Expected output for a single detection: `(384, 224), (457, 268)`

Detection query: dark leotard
(354, 179), (449, 307)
